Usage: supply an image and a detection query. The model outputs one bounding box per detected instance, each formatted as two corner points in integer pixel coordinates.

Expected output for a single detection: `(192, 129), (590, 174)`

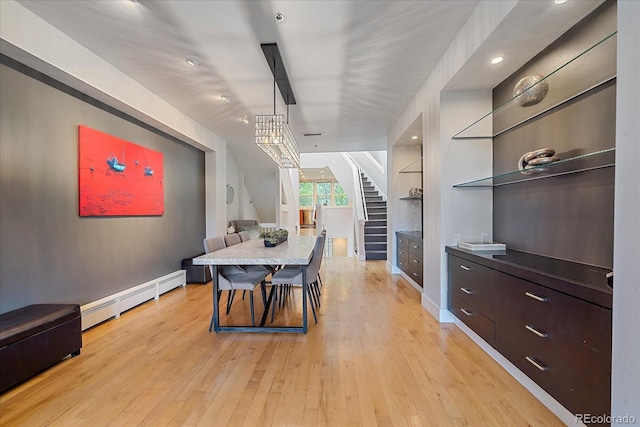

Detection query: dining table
(192, 234), (317, 333)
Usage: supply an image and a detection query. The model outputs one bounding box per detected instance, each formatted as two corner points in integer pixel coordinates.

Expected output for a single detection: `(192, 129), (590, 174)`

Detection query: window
(299, 180), (350, 207)
(334, 182), (349, 206)
(299, 182), (314, 207)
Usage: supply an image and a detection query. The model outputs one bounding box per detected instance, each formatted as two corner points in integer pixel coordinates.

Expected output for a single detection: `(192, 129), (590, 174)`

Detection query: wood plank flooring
(0, 258), (562, 426)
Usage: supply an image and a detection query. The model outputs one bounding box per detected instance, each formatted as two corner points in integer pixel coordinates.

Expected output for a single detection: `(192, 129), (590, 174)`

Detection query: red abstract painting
(78, 125), (164, 216)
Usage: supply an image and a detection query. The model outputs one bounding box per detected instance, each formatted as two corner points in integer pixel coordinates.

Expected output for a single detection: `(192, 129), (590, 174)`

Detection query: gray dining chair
(223, 233), (272, 275)
(203, 236), (269, 325)
(238, 231), (251, 242)
(224, 233), (241, 247)
(270, 233), (325, 324)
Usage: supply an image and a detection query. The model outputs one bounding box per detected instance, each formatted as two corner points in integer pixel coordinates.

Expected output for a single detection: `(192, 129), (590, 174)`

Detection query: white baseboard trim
(420, 293), (454, 323)
(452, 318), (583, 426)
(80, 270), (186, 331)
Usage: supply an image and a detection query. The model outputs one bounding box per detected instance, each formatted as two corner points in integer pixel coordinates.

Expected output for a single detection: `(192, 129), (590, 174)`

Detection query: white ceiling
(10, 0), (603, 221)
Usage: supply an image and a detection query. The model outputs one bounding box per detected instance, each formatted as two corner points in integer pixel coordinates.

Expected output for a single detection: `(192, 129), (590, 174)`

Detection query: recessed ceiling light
(491, 56), (504, 65)
(241, 117), (249, 124)
(186, 58), (200, 67)
(555, 0), (568, 4)
(274, 12), (285, 22)
(221, 96), (231, 103)
(411, 135), (418, 140)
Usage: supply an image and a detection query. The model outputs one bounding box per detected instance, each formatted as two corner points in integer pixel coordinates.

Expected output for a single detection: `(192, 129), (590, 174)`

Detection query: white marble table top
(193, 235), (317, 266)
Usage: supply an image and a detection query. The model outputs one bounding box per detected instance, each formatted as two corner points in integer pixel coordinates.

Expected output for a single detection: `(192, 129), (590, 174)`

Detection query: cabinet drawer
(408, 253), (423, 270)
(397, 235), (409, 251)
(497, 329), (610, 422)
(397, 255), (409, 272)
(449, 293), (495, 347)
(448, 255), (494, 283)
(408, 239), (423, 258)
(397, 247), (409, 267)
(498, 320), (611, 395)
(495, 273), (611, 355)
(406, 265), (423, 287)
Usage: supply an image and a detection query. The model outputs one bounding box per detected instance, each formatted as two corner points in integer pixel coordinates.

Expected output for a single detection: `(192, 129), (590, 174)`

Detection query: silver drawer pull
(525, 291), (548, 302)
(460, 265), (471, 271)
(412, 245), (419, 249)
(460, 308), (473, 316)
(460, 287), (474, 294)
(525, 324), (548, 338)
(525, 356), (548, 372)
(412, 272), (420, 277)
(412, 259), (419, 263)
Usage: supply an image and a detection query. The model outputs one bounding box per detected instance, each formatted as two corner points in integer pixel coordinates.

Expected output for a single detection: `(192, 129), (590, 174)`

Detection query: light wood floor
(0, 258), (562, 426)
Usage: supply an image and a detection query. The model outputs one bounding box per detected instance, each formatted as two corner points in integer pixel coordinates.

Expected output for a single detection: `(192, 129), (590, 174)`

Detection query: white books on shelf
(457, 242), (506, 251)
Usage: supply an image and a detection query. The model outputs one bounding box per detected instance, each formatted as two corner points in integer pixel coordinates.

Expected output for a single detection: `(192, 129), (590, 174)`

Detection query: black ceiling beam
(261, 43), (296, 106)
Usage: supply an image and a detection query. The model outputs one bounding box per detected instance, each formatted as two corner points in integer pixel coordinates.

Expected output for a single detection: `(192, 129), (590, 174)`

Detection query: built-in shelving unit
(454, 147), (615, 188)
(451, 31), (617, 189)
(399, 156), (422, 173)
(399, 195), (423, 200)
(451, 32), (617, 141)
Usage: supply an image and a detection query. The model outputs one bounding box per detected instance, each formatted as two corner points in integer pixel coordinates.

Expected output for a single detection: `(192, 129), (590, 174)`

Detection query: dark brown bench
(0, 304), (82, 393)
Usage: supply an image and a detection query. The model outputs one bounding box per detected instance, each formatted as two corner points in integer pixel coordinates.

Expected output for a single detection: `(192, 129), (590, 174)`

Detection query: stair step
(365, 234), (386, 242)
(365, 242), (387, 251)
(365, 196), (383, 202)
(366, 220), (387, 227)
(366, 202), (386, 209)
(366, 251), (387, 261)
(364, 227), (387, 234)
(368, 208), (387, 215)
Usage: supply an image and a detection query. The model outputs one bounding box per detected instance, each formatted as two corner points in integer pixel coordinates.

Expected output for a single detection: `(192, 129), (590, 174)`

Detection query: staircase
(361, 173), (387, 260)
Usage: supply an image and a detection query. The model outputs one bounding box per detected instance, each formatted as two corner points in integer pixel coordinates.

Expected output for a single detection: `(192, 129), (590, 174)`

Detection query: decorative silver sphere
(513, 75), (549, 107)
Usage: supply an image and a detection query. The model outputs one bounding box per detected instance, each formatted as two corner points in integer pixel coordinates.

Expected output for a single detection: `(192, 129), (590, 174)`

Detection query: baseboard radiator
(80, 270), (186, 331)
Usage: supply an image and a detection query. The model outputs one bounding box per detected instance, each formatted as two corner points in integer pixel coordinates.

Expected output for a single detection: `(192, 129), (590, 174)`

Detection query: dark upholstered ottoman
(182, 254), (212, 284)
(0, 304), (82, 393)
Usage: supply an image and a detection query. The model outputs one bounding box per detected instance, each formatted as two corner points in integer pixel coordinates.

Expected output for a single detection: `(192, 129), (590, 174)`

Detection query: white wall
(438, 91), (493, 317)
(387, 1), (518, 320)
(324, 207), (354, 257)
(349, 151), (387, 197)
(612, 0), (640, 421)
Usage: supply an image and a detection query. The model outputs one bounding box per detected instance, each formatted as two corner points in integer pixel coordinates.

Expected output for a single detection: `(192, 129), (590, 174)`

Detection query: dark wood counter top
(445, 246), (612, 309)
(396, 231), (423, 240)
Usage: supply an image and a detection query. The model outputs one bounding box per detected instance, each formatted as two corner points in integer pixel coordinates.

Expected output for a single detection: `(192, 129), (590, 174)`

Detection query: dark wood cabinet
(446, 248), (612, 424)
(396, 232), (423, 287)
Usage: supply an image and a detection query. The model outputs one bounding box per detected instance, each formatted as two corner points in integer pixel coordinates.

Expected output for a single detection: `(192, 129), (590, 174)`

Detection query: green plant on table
(259, 229), (288, 245)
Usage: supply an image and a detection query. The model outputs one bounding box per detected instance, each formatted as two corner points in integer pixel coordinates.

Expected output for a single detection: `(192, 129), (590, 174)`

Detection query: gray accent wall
(0, 60), (206, 313)
(492, 1), (616, 268)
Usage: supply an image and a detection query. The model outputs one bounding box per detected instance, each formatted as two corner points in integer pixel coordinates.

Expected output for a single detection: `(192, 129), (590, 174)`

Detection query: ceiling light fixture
(411, 135), (418, 140)
(274, 12), (285, 22)
(185, 58), (200, 67)
(555, 0), (568, 4)
(221, 95), (231, 103)
(491, 56), (504, 65)
(241, 117), (249, 124)
(255, 43), (300, 169)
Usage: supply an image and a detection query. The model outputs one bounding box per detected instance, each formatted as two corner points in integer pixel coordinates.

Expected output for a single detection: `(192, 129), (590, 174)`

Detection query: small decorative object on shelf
(227, 225), (235, 234)
(518, 147), (559, 174)
(409, 187), (423, 197)
(260, 229), (288, 247)
(513, 75), (549, 107)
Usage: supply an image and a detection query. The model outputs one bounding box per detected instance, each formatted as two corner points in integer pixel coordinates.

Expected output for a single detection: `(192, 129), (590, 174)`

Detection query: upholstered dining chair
(238, 231), (251, 242)
(203, 237), (269, 326)
(224, 233), (241, 247)
(223, 233), (272, 275)
(270, 233), (325, 324)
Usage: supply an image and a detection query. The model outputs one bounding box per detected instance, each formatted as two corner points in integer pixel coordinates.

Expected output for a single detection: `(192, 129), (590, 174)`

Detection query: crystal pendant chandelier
(255, 43), (300, 169)
(255, 114), (300, 168)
